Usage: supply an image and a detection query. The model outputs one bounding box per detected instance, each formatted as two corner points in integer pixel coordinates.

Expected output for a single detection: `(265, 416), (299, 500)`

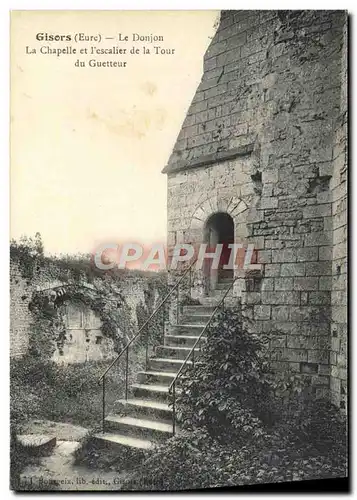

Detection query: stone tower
(163, 11), (348, 410)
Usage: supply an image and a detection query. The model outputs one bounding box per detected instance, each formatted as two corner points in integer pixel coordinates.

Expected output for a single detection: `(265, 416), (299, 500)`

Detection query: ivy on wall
(11, 235), (168, 361)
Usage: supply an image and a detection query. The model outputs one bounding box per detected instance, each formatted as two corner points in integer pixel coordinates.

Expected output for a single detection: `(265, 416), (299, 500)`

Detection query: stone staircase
(93, 278), (232, 453)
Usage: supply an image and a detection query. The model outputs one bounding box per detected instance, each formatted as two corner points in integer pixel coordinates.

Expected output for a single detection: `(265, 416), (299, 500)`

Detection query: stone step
(137, 370), (176, 385)
(93, 432), (153, 451)
(182, 305), (216, 315)
(198, 296), (222, 307)
(155, 345), (201, 360)
(105, 415), (173, 442)
(218, 270), (234, 280)
(114, 398), (172, 423)
(131, 383), (181, 402)
(17, 434), (57, 457)
(210, 288), (229, 297)
(180, 314), (211, 324)
(169, 324), (205, 336)
(215, 282), (232, 290)
(149, 357), (193, 372)
(164, 335), (206, 348)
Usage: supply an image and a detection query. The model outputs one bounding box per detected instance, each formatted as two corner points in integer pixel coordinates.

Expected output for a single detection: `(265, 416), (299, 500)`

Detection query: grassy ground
(10, 348), (147, 489)
(11, 347), (146, 430)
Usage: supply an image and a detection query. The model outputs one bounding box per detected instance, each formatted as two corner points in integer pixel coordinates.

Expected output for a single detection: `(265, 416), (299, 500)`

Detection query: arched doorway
(204, 212), (234, 291)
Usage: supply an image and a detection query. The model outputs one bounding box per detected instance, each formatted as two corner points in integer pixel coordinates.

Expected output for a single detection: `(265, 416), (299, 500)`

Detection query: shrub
(120, 307), (347, 490)
(74, 430), (145, 471)
(10, 353), (145, 429)
(122, 429), (227, 491)
(175, 308), (275, 444)
(121, 427), (346, 491)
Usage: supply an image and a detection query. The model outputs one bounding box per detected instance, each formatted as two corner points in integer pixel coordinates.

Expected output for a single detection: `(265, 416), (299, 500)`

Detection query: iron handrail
(168, 277), (239, 434)
(98, 258), (197, 382)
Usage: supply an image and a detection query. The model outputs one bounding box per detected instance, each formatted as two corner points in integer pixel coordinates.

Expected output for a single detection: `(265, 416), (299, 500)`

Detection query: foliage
(27, 292), (66, 359)
(120, 307), (347, 491)
(11, 235), (168, 359)
(180, 295), (201, 306)
(10, 233), (44, 282)
(121, 426), (346, 491)
(175, 308), (275, 444)
(10, 355), (144, 429)
(10, 425), (47, 492)
(275, 398), (347, 464)
(74, 430), (144, 471)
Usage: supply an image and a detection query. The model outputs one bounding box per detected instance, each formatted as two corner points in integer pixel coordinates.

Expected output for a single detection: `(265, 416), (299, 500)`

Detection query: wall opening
(204, 212), (234, 290)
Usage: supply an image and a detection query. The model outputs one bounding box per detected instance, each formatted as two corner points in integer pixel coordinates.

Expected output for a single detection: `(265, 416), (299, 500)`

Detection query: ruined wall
(10, 261), (31, 358)
(52, 302), (114, 364)
(10, 257), (166, 362)
(164, 10), (348, 404)
(330, 19), (348, 411)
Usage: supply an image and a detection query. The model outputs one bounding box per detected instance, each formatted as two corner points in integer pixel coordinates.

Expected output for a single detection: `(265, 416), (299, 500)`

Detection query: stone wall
(52, 302), (114, 364)
(10, 262), (31, 358)
(330, 17), (348, 411)
(10, 257), (166, 363)
(164, 11), (348, 408)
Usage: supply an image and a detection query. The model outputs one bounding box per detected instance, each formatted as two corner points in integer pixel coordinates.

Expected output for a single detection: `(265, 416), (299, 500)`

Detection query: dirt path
(18, 420), (128, 491)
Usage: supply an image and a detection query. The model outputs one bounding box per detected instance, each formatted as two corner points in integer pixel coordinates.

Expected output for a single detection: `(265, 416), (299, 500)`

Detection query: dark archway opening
(204, 212), (234, 289)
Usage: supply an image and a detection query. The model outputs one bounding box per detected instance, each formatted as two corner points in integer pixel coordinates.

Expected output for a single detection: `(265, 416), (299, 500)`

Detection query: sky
(10, 10), (219, 255)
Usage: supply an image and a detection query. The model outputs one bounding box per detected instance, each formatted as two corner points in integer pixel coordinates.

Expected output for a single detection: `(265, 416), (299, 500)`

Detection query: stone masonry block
(272, 306), (289, 321)
(300, 292), (308, 305)
(254, 305), (271, 320)
(272, 248), (297, 263)
(310, 375), (330, 386)
(319, 246), (332, 261)
(274, 277), (293, 290)
(264, 264), (281, 277)
(293, 277), (319, 291)
(257, 250), (272, 264)
(307, 350), (330, 364)
(290, 306), (324, 322)
(296, 247), (319, 262)
(262, 170), (279, 184)
(259, 197), (279, 209)
(283, 348), (308, 363)
(270, 335), (287, 348)
(280, 263), (305, 277)
(304, 231), (332, 247)
(261, 278), (274, 291)
(300, 362), (319, 374)
(319, 276), (332, 290)
(287, 335), (329, 350)
(318, 365), (330, 376)
(306, 261), (331, 276)
(246, 292), (261, 305)
(303, 204), (331, 219)
(261, 291), (300, 305)
(308, 291), (331, 305)
(263, 321), (300, 335)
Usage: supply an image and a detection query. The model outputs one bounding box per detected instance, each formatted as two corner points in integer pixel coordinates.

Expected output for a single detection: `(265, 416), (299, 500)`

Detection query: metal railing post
(172, 382), (176, 436)
(145, 326), (149, 371)
(168, 277), (238, 415)
(177, 284), (180, 323)
(102, 376), (106, 433)
(96, 258), (198, 430)
(125, 346), (129, 400)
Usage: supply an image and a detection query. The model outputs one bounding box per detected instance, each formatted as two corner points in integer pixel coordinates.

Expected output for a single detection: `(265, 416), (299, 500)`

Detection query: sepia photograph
(9, 9), (348, 492)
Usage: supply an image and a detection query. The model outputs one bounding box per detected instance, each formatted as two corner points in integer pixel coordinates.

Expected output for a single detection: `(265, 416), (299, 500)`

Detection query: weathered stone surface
(165, 9), (347, 411)
(17, 434), (56, 456)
